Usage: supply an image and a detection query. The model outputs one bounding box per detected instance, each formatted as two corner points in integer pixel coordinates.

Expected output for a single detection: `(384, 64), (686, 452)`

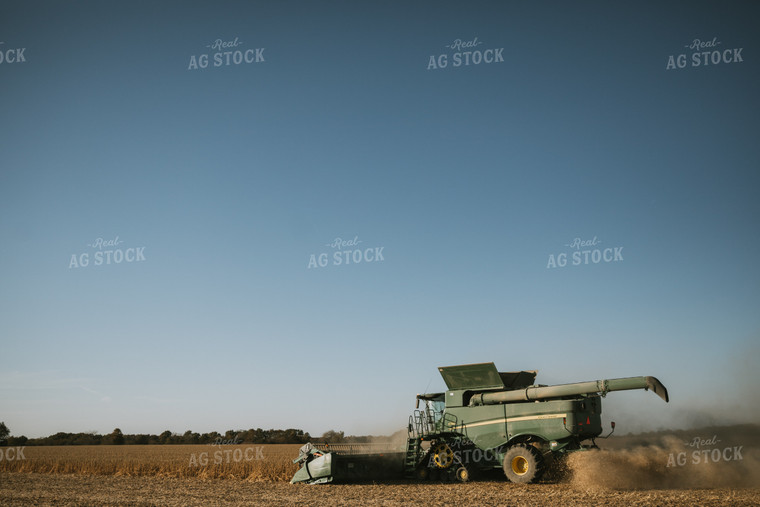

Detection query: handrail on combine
(408, 408), (466, 439)
(441, 412), (466, 436)
(409, 408), (437, 438)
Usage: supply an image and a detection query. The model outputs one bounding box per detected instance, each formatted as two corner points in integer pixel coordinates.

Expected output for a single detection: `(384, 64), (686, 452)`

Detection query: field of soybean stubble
(2, 430), (759, 506)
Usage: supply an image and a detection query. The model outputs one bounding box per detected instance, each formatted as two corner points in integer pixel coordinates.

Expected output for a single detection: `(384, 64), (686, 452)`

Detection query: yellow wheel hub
(432, 443), (454, 469)
(511, 456), (529, 476)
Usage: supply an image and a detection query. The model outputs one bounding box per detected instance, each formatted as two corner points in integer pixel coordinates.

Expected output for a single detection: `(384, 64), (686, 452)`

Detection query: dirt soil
(2, 473), (759, 506)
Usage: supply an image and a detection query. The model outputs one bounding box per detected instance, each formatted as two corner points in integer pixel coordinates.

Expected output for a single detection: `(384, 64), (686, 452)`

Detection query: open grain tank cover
(438, 362), (537, 390)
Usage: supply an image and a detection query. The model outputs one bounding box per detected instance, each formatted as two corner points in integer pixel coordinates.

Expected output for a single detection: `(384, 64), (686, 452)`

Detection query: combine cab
(291, 362), (669, 484)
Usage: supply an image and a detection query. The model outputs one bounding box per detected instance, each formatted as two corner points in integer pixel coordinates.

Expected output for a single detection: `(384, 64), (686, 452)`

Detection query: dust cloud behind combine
(567, 424), (760, 490)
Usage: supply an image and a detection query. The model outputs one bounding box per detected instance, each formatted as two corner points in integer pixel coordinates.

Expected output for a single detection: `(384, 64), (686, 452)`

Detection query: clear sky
(1, 0), (759, 438)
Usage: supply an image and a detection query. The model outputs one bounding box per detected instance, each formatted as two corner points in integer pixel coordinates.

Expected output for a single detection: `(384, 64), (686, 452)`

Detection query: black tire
(456, 466), (470, 482)
(502, 444), (545, 484)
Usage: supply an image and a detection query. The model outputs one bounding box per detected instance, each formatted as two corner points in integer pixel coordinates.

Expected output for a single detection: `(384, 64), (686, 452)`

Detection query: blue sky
(1, 0), (759, 438)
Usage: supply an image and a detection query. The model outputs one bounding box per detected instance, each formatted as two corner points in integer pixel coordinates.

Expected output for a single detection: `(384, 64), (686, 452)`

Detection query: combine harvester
(291, 362), (669, 484)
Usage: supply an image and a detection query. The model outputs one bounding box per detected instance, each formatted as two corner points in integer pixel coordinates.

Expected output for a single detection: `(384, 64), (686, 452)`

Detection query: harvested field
(2, 473), (759, 506)
(2, 428), (759, 505)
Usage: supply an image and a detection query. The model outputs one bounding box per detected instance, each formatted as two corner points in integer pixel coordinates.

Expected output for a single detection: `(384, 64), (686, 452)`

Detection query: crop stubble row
(0, 444), (302, 481)
(2, 472), (760, 506)
(2, 444), (759, 506)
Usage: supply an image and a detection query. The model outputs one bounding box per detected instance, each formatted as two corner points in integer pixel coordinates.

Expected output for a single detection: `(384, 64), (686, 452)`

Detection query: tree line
(0, 422), (395, 446)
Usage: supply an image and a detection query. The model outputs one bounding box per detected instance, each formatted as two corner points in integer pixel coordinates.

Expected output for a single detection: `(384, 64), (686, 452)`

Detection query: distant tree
(109, 428), (124, 445)
(132, 434), (150, 445)
(8, 435), (27, 446)
(285, 428), (309, 443)
(0, 421), (9, 445)
(182, 430), (200, 444)
(251, 428), (268, 443)
(7, 426), (315, 446)
(320, 430), (345, 443)
(72, 432), (101, 445)
(201, 431), (221, 445)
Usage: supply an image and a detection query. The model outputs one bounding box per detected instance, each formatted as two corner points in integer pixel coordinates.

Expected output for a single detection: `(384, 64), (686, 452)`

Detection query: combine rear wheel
(455, 466), (470, 482)
(502, 444), (545, 484)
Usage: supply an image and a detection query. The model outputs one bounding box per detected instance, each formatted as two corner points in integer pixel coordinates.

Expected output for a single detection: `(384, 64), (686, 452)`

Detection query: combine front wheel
(502, 444), (545, 484)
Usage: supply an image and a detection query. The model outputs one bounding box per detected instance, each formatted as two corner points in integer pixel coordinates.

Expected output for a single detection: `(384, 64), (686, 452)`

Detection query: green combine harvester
(291, 362), (669, 484)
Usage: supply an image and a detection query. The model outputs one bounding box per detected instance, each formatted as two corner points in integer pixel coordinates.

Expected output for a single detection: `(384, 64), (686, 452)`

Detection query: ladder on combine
(403, 409), (434, 477)
(403, 408), (469, 478)
(403, 436), (422, 478)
